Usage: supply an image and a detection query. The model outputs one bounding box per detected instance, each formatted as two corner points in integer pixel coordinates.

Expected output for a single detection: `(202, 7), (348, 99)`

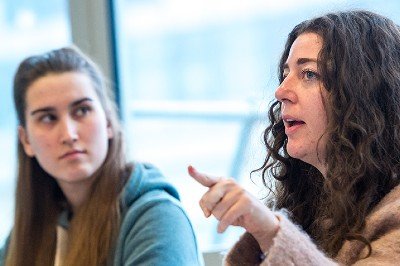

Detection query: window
(0, 0), (70, 244)
(114, 0), (400, 252)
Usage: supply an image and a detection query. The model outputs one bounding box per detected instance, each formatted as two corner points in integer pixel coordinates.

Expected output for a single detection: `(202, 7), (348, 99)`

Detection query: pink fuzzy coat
(225, 185), (400, 265)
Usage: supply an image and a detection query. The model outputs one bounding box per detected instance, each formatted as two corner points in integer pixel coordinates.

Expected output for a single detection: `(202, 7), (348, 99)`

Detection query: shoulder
(115, 192), (202, 265)
(120, 162), (189, 235)
(364, 185), (400, 253)
(365, 184), (400, 237)
(121, 187), (184, 226)
(121, 162), (180, 206)
(337, 185), (400, 264)
(114, 166), (202, 265)
(120, 161), (188, 233)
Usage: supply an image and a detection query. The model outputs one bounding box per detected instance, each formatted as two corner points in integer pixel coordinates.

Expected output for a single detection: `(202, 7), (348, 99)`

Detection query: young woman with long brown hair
(0, 46), (201, 266)
(189, 10), (400, 265)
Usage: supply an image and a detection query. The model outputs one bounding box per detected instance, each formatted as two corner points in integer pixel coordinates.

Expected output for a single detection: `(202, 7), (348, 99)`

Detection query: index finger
(188, 165), (219, 188)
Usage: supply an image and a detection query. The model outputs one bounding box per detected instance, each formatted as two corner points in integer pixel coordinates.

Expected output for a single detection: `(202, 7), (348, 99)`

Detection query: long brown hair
(259, 10), (400, 256)
(7, 46), (130, 265)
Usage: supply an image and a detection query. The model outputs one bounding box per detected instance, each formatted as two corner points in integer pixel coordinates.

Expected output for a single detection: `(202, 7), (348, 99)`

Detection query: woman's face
(275, 32), (328, 176)
(19, 71), (113, 190)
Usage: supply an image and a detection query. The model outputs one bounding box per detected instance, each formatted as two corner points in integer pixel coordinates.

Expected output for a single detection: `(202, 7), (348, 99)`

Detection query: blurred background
(1, 0), (399, 261)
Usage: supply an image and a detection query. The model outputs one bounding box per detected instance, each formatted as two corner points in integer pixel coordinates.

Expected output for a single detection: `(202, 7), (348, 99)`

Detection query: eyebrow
(30, 97), (93, 116)
(283, 58), (318, 69)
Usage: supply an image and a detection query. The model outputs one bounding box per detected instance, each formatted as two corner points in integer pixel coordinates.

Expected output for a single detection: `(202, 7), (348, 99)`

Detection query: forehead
(285, 32), (323, 65)
(25, 72), (99, 109)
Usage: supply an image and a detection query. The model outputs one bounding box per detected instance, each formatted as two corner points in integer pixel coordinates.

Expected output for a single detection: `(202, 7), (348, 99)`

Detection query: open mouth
(285, 119), (305, 127)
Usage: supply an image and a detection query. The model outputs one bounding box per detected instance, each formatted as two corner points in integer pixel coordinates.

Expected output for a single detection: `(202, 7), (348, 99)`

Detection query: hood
(121, 162), (180, 208)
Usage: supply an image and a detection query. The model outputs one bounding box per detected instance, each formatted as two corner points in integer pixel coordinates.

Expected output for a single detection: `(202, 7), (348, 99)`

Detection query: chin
(58, 170), (95, 183)
(287, 147), (304, 159)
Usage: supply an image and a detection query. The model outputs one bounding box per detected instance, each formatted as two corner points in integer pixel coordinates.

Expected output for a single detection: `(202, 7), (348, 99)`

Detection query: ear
(106, 120), (114, 139)
(18, 126), (35, 157)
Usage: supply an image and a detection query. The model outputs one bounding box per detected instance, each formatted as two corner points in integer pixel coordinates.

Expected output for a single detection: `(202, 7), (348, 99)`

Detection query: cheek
(314, 114), (328, 135)
(86, 118), (110, 144)
(311, 113), (328, 155)
(313, 95), (328, 132)
(30, 133), (55, 157)
(310, 115), (328, 148)
(306, 95), (328, 146)
(34, 135), (52, 148)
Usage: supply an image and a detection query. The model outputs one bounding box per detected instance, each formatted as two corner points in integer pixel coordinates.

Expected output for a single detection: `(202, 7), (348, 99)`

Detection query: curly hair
(259, 10), (400, 256)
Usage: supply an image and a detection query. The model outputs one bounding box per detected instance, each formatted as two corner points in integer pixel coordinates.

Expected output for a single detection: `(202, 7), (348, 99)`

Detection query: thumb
(188, 165), (219, 188)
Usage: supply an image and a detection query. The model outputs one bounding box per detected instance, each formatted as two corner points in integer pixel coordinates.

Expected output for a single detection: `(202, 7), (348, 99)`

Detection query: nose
(59, 116), (78, 145)
(275, 74), (297, 103)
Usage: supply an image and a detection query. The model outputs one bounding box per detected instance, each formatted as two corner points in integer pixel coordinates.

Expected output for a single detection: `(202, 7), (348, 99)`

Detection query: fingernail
(217, 223), (226, 234)
(188, 165), (196, 174)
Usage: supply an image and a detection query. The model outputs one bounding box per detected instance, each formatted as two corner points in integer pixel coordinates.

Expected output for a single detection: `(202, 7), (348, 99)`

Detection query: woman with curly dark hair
(189, 10), (400, 265)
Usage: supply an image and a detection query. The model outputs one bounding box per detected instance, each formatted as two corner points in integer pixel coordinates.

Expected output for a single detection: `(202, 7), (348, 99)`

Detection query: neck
(311, 161), (327, 180)
(317, 165), (327, 179)
(57, 179), (95, 213)
(311, 157), (327, 178)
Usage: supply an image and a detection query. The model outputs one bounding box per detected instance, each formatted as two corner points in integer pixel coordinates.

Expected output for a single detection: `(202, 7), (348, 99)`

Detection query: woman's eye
(75, 106), (91, 117)
(302, 69), (320, 80)
(39, 114), (56, 124)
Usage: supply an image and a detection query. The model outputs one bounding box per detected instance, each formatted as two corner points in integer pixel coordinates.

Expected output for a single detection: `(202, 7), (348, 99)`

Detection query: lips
(282, 115), (305, 134)
(59, 149), (86, 159)
(285, 118), (305, 127)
